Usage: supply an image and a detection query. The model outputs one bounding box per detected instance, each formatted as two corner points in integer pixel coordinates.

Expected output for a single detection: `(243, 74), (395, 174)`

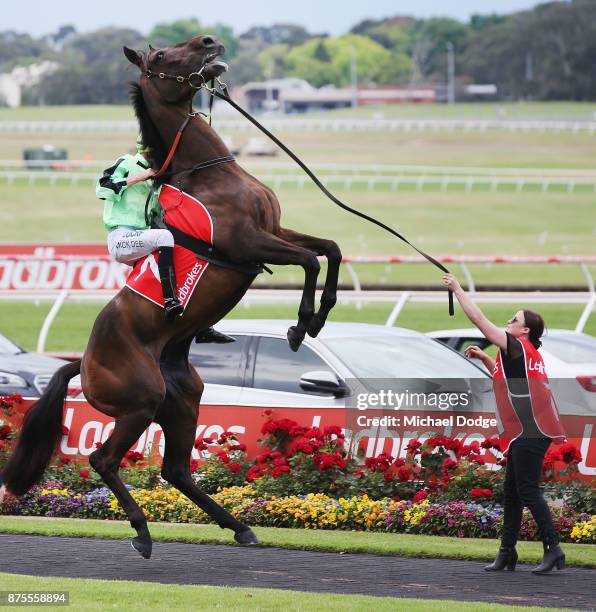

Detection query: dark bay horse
(0, 35), (341, 558)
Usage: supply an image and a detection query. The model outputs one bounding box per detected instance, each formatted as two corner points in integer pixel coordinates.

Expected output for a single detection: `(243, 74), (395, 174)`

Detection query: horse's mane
(129, 82), (168, 178)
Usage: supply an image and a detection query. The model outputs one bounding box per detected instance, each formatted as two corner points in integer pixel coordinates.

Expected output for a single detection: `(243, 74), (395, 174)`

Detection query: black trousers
(501, 437), (558, 548)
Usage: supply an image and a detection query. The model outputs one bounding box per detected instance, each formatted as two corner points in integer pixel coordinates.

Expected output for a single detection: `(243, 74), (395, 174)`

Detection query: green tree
(240, 23), (316, 46)
(149, 18), (204, 46)
(0, 31), (52, 71)
(257, 44), (289, 79)
(286, 34), (393, 87)
(224, 40), (264, 86)
(32, 28), (144, 104)
(149, 18), (239, 60)
(407, 17), (470, 82)
(313, 41), (331, 63)
(375, 50), (413, 85)
(351, 16), (413, 53)
(461, 0), (596, 100)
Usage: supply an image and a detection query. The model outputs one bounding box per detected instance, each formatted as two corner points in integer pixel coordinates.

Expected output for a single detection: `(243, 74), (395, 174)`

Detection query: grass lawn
(0, 572), (569, 612)
(2, 100), (596, 121)
(2, 182), (595, 254)
(1, 302), (594, 353)
(3, 110), (596, 169)
(0, 516), (593, 568)
(1, 104), (594, 351)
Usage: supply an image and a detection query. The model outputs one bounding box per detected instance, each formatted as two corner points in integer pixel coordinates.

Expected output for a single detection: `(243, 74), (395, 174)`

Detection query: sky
(6, 0), (544, 38)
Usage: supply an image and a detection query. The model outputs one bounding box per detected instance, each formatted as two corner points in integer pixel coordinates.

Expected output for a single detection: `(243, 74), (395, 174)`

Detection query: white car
(426, 328), (596, 416)
(189, 320), (491, 409)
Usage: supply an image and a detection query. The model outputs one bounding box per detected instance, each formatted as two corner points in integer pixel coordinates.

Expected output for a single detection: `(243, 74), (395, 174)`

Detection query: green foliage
(461, 1), (596, 100)
(241, 24), (314, 47)
(5, 2), (596, 100)
(149, 18), (201, 45)
(225, 40), (264, 86)
(469, 14), (508, 31)
(375, 51), (414, 85)
(313, 41), (331, 63)
(286, 34), (393, 87)
(257, 44), (289, 79)
(149, 18), (238, 60)
(120, 465), (162, 489)
(28, 28), (144, 104)
(351, 16), (412, 53)
(546, 480), (596, 515)
(440, 460), (505, 503)
(0, 31), (52, 71)
(407, 17), (470, 81)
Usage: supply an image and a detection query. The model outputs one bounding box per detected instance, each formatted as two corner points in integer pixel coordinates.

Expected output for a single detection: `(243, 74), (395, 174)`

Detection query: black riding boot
(532, 540), (565, 574)
(484, 546), (518, 571)
(195, 327), (236, 344)
(158, 246), (183, 320)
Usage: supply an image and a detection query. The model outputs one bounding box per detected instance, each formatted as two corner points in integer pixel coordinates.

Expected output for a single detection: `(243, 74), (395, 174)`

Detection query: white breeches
(107, 227), (174, 265)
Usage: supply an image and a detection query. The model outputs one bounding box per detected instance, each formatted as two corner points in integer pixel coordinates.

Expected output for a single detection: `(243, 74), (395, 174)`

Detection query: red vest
(493, 338), (566, 452)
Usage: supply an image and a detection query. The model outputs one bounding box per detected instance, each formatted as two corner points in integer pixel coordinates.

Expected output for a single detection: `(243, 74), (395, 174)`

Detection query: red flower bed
(1, 399), (588, 509)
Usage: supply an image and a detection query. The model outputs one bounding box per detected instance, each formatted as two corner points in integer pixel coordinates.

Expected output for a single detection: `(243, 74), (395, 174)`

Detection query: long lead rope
(211, 84), (454, 315)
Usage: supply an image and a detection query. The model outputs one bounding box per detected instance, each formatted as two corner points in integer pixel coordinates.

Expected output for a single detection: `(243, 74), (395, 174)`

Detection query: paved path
(0, 535), (593, 610)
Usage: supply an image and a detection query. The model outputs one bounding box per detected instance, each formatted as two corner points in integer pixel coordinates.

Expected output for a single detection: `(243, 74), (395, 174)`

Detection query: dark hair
(523, 309), (545, 349)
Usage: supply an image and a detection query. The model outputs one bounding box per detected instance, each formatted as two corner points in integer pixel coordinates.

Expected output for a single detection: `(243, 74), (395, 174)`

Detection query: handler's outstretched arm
(442, 273), (507, 351)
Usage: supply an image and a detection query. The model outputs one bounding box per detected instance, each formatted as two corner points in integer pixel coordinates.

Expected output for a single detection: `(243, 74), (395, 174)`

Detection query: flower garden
(1, 394), (594, 544)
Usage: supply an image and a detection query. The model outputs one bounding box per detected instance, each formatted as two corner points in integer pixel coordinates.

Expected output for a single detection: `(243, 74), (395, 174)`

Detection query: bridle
(143, 62), (455, 314)
(143, 60), (233, 181)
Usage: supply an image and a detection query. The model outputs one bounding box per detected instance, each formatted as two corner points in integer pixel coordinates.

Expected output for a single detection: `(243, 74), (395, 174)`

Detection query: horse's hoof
(287, 326), (304, 352)
(131, 537), (152, 559)
(307, 315), (325, 338)
(235, 528), (259, 546)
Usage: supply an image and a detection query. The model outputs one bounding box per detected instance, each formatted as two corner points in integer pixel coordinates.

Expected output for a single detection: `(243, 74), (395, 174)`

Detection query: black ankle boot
(158, 247), (183, 320)
(532, 543), (565, 574)
(195, 327), (236, 344)
(484, 546), (518, 571)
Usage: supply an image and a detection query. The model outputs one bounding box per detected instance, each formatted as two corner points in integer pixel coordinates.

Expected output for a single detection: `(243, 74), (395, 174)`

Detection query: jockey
(96, 141), (234, 342)
(97, 141), (183, 319)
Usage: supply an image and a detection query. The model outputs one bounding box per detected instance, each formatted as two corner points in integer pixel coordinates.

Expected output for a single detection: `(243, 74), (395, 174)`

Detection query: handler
(442, 273), (566, 575)
(96, 142), (233, 342)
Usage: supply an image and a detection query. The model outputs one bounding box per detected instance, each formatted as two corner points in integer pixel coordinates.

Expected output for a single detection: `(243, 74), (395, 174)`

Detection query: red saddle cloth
(126, 184), (213, 309)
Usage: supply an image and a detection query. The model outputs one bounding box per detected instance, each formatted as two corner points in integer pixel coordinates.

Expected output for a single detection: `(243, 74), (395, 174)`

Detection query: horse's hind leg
(277, 227), (342, 338)
(89, 409), (156, 558)
(155, 364), (258, 544)
(235, 230), (320, 351)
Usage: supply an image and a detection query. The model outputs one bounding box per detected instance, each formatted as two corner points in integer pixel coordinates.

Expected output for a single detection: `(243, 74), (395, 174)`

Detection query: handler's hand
(465, 345), (486, 360)
(442, 273), (462, 293)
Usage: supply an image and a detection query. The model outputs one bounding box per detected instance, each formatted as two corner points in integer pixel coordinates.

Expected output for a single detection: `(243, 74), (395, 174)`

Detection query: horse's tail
(0, 359), (81, 497)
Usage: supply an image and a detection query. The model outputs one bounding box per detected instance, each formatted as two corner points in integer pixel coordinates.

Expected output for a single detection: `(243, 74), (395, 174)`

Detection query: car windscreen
(0, 334), (23, 355)
(541, 334), (596, 364)
(325, 335), (489, 379)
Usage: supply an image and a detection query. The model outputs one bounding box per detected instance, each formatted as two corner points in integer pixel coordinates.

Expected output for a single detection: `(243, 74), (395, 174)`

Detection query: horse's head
(124, 35), (228, 104)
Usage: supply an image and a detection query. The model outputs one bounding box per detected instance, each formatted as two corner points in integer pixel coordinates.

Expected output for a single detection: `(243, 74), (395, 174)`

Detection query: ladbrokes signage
(0, 243), (127, 291)
(14, 398), (596, 479)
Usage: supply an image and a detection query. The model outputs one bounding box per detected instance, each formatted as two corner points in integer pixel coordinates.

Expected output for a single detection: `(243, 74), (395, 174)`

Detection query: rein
(145, 68), (454, 315)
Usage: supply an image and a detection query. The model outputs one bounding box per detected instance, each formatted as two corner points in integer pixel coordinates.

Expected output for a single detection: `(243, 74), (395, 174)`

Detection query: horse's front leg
(236, 230), (320, 351)
(156, 363), (258, 544)
(277, 227), (342, 338)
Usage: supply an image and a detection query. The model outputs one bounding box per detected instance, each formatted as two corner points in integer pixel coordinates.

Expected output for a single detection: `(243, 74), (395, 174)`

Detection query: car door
(239, 335), (345, 408)
(188, 335), (251, 405)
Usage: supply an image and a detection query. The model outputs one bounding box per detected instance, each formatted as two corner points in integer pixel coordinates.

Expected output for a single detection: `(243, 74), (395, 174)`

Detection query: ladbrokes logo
(178, 261), (204, 302)
(0, 258), (129, 290)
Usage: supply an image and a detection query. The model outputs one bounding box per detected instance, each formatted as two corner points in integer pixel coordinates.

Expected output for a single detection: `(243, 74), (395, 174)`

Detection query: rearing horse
(0, 35), (341, 558)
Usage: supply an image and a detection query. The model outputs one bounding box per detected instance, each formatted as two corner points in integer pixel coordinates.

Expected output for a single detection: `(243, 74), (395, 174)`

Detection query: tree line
(1, 1), (595, 105)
